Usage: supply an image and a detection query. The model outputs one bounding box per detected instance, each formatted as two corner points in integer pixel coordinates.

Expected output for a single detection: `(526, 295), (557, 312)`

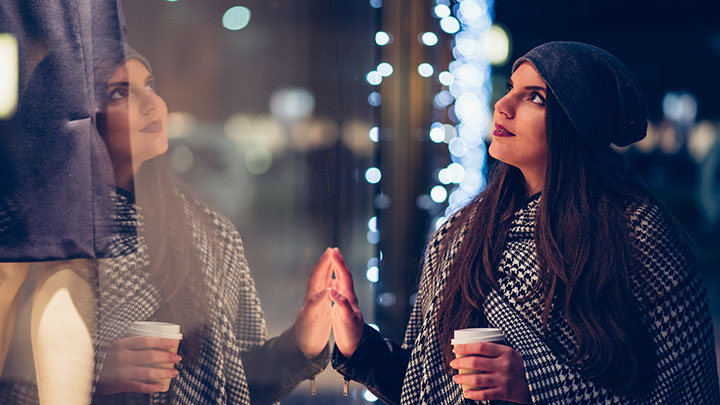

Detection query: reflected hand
(96, 336), (181, 395)
(449, 342), (531, 404)
(293, 248), (336, 359)
(329, 248), (364, 358)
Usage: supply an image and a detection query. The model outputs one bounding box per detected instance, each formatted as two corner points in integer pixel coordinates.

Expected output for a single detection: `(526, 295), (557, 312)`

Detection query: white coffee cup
(452, 328), (506, 391)
(126, 322), (182, 392)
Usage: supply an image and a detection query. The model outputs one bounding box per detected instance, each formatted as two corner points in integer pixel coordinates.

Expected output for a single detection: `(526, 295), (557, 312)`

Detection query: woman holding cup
(90, 42), (337, 404)
(329, 42), (720, 404)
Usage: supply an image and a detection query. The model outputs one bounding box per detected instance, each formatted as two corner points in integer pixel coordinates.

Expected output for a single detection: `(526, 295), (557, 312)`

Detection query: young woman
(90, 43), (338, 404)
(328, 42), (720, 404)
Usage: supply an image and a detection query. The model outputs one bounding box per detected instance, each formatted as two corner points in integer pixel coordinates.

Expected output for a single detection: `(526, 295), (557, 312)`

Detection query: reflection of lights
(484, 25), (511, 66)
(366, 266), (379, 282)
(368, 324), (380, 332)
(377, 62), (394, 77)
(0, 34), (18, 119)
(688, 121), (718, 163)
(433, 91), (454, 109)
(433, 4), (451, 18)
(375, 31), (391, 46)
(438, 169), (451, 184)
(634, 122), (658, 153)
(435, 216), (447, 230)
(416, 194), (434, 210)
(366, 71), (382, 85)
(662, 91), (697, 124)
(222, 6), (251, 31)
(367, 257), (379, 268)
(377, 292), (396, 306)
(449, 137), (468, 157)
(365, 167), (382, 183)
(269, 87), (315, 121)
(369, 0), (382, 8)
(430, 185), (448, 203)
(244, 146), (272, 174)
(367, 230), (380, 244)
(368, 216), (378, 232)
(169, 145), (194, 173)
(438, 71), (454, 86)
(224, 114), (286, 153)
(458, 0), (485, 21)
(368, 92), (382, 107)
(369, 126), (379, 142)
(417, 63), (434, 77)
(446, 163), (466, 183)
(420, 32), (438, 46)
(430, 126), (445, 143)
(167, 112), (197, 139)
(440, 17), (460, 34)
(363, 390), (379, 402)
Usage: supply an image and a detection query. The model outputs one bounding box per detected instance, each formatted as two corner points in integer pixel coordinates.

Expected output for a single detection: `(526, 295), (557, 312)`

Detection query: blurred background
(118, 0), (720, 403)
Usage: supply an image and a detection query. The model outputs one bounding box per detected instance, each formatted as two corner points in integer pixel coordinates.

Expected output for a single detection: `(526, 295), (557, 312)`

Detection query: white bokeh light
(430, 185), (448, 203)
(420, 32), (439, 46)
(365, 167), (382, 184)
(377, 62), (394, 77)
(366, 71), (382, 85)
(418, 63), (434, 77)
(375, 31), (391, 46)
(440, 16), (460, 34)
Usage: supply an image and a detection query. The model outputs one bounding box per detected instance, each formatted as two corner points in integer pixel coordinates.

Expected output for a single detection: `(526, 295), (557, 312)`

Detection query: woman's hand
(328, 248), (364, 358)
(449, 342), (531, 404)
(96, 336), (181, 395)
(293, 248), (336, 359)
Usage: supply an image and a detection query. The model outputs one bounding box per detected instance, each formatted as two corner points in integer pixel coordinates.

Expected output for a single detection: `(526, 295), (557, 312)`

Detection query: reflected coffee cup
(451, 328), (506, 392)
(126, 321), (183, 392)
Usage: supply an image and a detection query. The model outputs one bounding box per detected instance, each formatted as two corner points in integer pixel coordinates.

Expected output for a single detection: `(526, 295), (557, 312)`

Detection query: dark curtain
(0, 0), (127, 261)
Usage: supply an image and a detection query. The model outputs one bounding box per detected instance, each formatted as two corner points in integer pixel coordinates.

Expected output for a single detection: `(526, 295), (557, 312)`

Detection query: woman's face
(100, 59), (168, 168)
(489, 62), (548, 181)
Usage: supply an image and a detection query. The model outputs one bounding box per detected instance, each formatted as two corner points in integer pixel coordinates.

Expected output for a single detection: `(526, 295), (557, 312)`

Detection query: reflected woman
(92, 43), (336, 404)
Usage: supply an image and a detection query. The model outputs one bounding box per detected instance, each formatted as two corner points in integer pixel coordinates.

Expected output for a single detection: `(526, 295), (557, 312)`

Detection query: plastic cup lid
(451, 328), (504, 345)
(127, 321), (183, 340)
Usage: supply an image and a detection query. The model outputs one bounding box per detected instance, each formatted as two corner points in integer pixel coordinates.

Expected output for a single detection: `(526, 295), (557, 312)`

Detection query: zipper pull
(310, 377), (317, 396)
(343, 378), (349, 396)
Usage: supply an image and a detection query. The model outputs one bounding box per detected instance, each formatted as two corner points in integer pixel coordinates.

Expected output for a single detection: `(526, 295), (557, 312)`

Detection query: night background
(120, 0), (720, 402)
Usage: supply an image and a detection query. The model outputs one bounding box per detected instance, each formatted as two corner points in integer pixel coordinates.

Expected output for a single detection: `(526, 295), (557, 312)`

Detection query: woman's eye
(505, 82), (513, 93)
(108, 87), (128, 101)
(145, 80), (155, 92)
(529, 92), (545, 105)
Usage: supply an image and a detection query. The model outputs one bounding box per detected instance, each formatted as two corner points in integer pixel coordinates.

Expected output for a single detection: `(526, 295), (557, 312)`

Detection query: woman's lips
(493, 124), (515, 137)
(139, 120), (163, 133)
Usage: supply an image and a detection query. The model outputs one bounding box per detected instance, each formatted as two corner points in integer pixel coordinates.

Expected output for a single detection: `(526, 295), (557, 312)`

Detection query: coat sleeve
(485, 202), (720, 404)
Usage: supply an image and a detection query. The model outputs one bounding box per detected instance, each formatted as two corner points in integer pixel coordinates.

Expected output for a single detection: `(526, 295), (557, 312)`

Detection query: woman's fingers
(119, 336), (179, 352)
(449, 355), (495, 372)
(306, 248), (335, 297)
(452, 372), (497, 388)
(331, 255), (358, 306)
(128, 365), (179, 381)
(329, 289), (362, 323)
(462, 387), (505, 401)
(452, 341), (506, 357)
(118, 348), (182, 366)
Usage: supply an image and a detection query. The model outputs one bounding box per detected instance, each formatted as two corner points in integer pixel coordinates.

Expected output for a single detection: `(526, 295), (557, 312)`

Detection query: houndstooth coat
(336, 194), (720, 404)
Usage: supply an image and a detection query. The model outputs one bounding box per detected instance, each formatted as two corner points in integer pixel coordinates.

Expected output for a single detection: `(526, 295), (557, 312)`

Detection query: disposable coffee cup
(452, 328), (506, 392)
(126, 321), (182, 392)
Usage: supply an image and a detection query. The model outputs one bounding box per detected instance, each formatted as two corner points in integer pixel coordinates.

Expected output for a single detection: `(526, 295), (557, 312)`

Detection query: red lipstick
(493, 124), (515, 137)
(140, 120), (163, 133)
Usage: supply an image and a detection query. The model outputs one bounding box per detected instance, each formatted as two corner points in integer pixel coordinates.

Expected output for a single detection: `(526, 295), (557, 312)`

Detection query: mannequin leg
(31, 260), (96, 405)
(0, 262), (30, 375)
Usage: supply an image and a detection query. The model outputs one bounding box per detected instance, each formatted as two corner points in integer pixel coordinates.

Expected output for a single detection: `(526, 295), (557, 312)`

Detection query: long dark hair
(133, 157), (210, 366)
(437, 90), (678, 394)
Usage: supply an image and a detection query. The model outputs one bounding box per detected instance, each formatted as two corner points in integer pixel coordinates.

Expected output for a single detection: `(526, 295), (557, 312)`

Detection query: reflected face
(489, 62), (548, 176)
(100, 59), (168, 168)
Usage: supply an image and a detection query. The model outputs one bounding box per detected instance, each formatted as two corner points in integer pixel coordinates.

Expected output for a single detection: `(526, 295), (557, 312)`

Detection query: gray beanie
(512, 41), (647, 157)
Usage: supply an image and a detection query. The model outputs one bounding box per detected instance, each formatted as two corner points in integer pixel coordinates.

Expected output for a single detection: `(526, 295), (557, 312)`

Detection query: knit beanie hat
(512, 41), (647, 157)
(93, 39), (152, 110)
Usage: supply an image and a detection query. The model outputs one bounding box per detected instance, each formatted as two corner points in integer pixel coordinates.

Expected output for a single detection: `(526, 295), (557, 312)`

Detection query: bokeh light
(222, 6), (251, 31)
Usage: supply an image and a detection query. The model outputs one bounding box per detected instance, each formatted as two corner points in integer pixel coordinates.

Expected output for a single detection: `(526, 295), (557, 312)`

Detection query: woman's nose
(138, 91), (158, 114)
(494, 95), (513, 119)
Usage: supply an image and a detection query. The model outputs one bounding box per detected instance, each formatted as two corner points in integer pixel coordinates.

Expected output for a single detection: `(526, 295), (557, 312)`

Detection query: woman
(91, 43), (337, 404)
(328, 42), (720, 404)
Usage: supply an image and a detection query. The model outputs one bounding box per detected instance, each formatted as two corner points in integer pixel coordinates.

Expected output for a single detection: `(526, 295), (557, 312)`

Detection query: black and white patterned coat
(335, 195), (720, 404)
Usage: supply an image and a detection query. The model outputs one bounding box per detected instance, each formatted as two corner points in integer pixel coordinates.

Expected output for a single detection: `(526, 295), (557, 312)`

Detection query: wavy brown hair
(436, 90), (681, 394)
